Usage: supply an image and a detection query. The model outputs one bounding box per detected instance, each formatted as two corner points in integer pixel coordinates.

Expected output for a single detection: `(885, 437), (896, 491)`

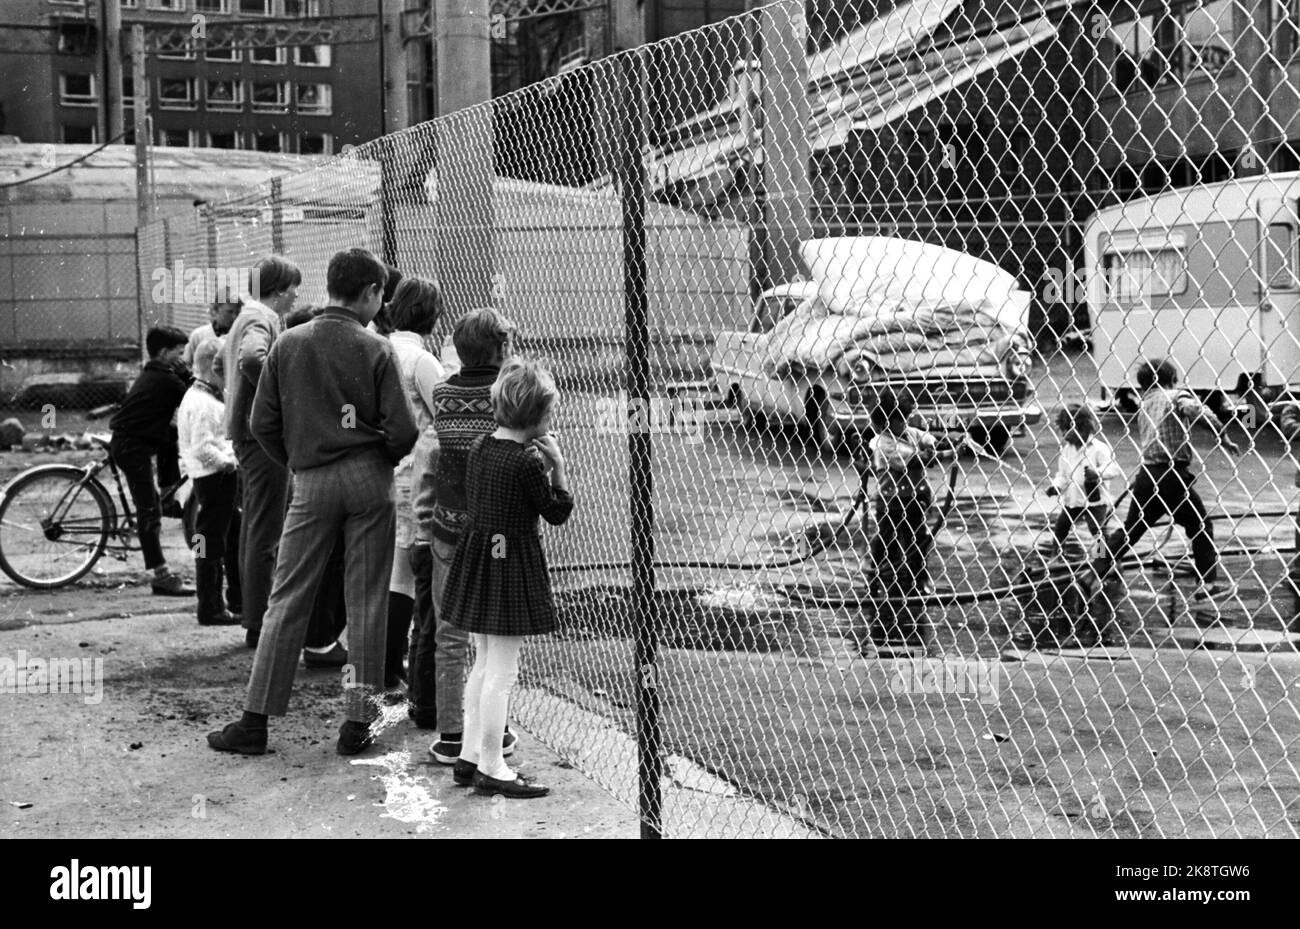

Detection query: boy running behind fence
(1046, 402), (1123, 554)
(1100, 358), (1240, 603)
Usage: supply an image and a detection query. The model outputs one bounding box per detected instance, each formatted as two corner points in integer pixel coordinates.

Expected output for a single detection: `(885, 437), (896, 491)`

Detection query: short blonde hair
(194, 338), (222, 378)
(491, 358), (557, 430)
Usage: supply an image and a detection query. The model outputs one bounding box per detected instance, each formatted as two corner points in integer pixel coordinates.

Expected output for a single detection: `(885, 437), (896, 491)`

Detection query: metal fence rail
(139, 0), (1300, 838)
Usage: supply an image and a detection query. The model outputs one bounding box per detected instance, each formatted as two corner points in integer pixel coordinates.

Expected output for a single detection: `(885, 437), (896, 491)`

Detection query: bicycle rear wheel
(0, 466), (112, 588)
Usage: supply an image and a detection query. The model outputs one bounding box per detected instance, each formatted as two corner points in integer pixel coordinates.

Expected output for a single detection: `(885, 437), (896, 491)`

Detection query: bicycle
(0, 417), (189, 589)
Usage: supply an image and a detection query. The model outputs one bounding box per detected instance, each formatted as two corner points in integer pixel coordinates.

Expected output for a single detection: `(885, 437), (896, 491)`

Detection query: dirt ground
(0, 604), (637, 839)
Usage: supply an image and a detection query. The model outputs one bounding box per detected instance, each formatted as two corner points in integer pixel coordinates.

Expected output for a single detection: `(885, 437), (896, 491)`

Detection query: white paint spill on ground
(366, 699), (413, 740)
(350, 751), (448, 833)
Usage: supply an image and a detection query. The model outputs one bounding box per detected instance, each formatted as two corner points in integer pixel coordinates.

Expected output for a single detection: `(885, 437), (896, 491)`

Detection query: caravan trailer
(1085, 172), (1300, 414)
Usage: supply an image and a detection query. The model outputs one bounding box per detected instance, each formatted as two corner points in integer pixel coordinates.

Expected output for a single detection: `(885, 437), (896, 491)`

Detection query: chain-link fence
(0, 232), (141, 431)
(139, 0), (1300, 837)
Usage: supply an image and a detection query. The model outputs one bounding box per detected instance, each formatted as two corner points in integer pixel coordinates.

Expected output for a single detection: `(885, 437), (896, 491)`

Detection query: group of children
(862, 355), (1241, 651)
(111, 251), (573, 800)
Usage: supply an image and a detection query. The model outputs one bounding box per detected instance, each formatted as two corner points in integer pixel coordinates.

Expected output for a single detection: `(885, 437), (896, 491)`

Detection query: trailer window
(1102, 247), (1188, 302)
(1265, 223), (1298, 290)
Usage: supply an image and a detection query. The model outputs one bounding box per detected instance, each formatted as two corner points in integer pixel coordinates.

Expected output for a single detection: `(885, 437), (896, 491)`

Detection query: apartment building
(0, 0), (384, 153)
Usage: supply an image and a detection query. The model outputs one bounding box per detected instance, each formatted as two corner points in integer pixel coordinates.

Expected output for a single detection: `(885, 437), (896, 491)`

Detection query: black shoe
(199, 610), (241, 626)
(472, 771), (549, 799)
(304, 641), (348, 668)
(336, 720), (374, 756)
(206, 721), (267, 755)
(430, 738), (462, 765)
(151, 572), (196, 596)
(245, 628), (260, 649)
(452, 758), (476, 787)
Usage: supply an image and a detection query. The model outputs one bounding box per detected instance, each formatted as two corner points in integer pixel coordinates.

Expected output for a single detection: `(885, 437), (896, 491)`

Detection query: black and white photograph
(0, 0), (1294, 879)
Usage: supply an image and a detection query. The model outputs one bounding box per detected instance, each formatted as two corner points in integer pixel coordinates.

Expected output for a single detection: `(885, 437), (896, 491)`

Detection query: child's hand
(1221, 435), (1242, 456)
(532, 433), (564, 472)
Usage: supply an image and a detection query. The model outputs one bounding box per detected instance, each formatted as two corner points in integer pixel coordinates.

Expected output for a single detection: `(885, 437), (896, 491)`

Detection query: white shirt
(1053, 435), (1122, 507)
(177, 382), (237, 480)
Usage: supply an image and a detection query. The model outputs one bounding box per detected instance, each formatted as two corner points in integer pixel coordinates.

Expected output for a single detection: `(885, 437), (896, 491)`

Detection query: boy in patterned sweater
(410, 308), (518, 764)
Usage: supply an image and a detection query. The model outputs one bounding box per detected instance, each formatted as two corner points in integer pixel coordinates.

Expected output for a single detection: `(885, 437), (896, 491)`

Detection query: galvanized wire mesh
(138, 0), (1300, 837)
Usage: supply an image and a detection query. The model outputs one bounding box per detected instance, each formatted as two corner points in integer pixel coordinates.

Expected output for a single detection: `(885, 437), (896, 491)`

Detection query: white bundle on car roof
(763, 236), (1032, 381)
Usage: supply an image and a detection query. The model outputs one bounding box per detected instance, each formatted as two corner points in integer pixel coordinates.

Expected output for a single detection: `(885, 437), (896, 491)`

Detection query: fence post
(271, 177), (284, 254)
(379, 136), (398, 266)
(618, 50), (663, 840)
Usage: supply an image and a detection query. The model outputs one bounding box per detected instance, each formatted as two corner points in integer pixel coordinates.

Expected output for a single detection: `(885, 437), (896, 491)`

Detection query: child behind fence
(1047, 403), (1122, 552)
(867, 388), (939, 648)
(442, 358), (574, 799)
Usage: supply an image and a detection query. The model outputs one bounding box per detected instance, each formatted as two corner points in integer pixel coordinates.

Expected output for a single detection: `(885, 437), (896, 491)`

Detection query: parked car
(710, 237), (1042, 454)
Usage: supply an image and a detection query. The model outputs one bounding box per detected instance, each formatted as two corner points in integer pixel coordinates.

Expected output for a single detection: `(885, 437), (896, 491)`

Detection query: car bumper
(830, 399), (1045, 433)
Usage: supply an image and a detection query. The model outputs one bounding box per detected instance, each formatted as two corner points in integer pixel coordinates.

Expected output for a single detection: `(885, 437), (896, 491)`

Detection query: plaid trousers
(244, 449), (396, 723)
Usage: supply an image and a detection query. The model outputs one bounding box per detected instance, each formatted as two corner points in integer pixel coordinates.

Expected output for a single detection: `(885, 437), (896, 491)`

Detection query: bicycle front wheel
(0, 465), (112, 588)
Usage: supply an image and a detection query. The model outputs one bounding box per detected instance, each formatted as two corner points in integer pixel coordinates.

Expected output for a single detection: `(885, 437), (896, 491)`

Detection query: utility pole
(743, 0), (812, 296)
(131, 24), (149, 230)
(101, 0), (124, 142)
(431, 0), (494, 315)
(379, 0), (409, 134)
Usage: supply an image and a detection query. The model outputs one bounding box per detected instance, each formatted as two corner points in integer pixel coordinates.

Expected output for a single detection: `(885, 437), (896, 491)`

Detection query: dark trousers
(244, 451), (395, 722)
(1052, 505), (1112, 544)
(235, 438), (289, 632)
(193, 471), (241, 606)
(304, 536), (347, 649)
(871, 491), (933, 643)
(409, 543), (436, 727)
(159, 426), (181, 493)
(110, 435), (165, 569)
(1107, 463), (1218, 583)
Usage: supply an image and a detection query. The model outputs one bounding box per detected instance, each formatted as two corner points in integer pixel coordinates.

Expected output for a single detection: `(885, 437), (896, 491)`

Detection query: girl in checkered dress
(442, 359), (573, 798)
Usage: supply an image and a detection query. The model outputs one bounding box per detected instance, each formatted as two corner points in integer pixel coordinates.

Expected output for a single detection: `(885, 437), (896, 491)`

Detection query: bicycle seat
(89, 432), (113, 450)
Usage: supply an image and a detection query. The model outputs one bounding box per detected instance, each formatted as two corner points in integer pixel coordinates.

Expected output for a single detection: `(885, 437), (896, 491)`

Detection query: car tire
(967, 422), (1012, 457)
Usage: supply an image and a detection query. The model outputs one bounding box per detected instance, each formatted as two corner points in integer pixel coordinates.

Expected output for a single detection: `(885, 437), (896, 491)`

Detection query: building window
(158, 128), (199, 147)
(295, 83), (331, 114)
(238, 0), (272, 15)
(59, 73), (97, 107)
(1107, 1), (1234, 91)
(284, 0), (320, 15)
(250, 45), (286, 65)
(157, 38), (196, 60)
(254, 132), (287, 152)
(294, 45), (331, 67)
(206, 79), (244, 110)
(299, 131), (331, 154)
(61, 124), (97, 143)
(121, 0), (138, 8)
(207, 130), (239, 149)
(204, 40), (240, 62)
(194, 0), (230, 12)
(251, 81), (288, 110)
(122, 76), (135, 103)
(147, 0), (188, 10)
(158, 77), (198, 109)
(57, 23), (95, 56)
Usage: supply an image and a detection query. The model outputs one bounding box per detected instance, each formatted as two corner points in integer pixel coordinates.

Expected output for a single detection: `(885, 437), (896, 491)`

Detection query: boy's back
(251, 308), (416, 471)
(109, 359), (190, 448)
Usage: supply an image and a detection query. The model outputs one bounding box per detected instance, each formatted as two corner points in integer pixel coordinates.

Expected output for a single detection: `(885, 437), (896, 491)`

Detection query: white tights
(460, 633), (523, 781)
